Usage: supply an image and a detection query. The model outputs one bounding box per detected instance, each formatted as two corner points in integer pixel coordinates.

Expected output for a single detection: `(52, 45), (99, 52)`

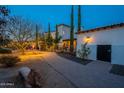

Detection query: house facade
(57, 24), (77, 51)
(76, 23), (124, 65)
(51, 31), (56, 39)
(44, 31), (56, 39)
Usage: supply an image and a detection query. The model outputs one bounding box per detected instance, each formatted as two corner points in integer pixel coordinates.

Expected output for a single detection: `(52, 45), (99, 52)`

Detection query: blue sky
(8, 5), (124, 32)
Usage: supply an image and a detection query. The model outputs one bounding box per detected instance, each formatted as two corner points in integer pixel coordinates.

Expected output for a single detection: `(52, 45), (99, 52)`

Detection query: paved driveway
(1, 52), (124, 88)
(41, 52), (124, 88)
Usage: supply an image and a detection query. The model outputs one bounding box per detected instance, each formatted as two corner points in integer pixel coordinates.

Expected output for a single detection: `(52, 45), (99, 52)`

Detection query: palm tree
(70, 5), (74, 53)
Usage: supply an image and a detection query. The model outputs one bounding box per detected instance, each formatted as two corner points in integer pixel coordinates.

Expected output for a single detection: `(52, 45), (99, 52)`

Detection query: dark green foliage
(0, 6), (10, 47)
(0, 48), (12, 54)
(38, 32), (46, 51)
(0, 34), (11, 47)
(0, 6), (9, 27)
(54, 25), (62, 49)
(78, 5), (81, 32)
(46, 23), (53, 48)
(0, 56), (20, 67)
(55, 25), (58, 38)
(70, 6), (74, 53)
(35, 24), (39, 49)
(0, 6), (10, 16)
(0, 6), (10, 28)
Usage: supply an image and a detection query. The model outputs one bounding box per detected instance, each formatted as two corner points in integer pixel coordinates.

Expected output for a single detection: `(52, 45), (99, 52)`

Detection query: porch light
(83, 36), (93, 43)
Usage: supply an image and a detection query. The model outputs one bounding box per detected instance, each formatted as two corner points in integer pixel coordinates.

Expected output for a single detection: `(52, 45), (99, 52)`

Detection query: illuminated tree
(7, 16), (34, 54)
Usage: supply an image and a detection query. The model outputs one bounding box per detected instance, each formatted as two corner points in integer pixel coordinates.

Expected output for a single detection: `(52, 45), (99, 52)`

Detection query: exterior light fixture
(83, 36), (93, 43)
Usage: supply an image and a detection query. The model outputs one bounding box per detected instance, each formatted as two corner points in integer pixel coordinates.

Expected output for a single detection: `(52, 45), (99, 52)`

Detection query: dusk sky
(8, 5), (124, 32)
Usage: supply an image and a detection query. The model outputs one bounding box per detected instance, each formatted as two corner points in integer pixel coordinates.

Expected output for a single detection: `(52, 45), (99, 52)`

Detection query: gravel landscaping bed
(110, 64), (124, 76)
(57, 52), (93, 65)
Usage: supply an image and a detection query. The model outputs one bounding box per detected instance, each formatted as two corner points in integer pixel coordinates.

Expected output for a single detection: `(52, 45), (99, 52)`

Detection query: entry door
(97, 45), (111, 62)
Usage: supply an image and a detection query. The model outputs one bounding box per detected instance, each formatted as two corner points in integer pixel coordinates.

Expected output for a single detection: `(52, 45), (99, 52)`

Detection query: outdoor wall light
(83, 36), (93, 43)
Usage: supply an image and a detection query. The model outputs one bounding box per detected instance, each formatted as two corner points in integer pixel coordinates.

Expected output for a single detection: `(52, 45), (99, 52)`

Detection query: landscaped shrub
(0, 56), (20, 67)
(0, 48), (12, 54)
(77, 43), (91, 59)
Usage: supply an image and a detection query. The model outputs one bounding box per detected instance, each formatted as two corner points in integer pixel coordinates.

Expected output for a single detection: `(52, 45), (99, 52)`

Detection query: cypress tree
(46, 23), (53, 48)
(35, 24), (39, 49)
(78, 5), (81, 32)
(55, 24), (59, 49)
(48, 23), (51, 40)
(70, 5), (74, 53)
(55, 24), (58, 42)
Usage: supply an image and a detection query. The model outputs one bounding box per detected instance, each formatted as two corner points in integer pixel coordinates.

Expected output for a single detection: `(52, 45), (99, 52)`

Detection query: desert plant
(77, 43), (91, 59)
(0, 56), (20, 67)
(0, 48), (12, 54)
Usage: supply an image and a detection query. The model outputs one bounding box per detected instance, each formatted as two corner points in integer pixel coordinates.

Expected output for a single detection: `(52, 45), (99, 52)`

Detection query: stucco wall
(51, 32), (55, 39)
(57, 25), (77, 41)
(57, 25), (70, 42)
(76, 27), (124, 65)
(112, 45), (124, 65)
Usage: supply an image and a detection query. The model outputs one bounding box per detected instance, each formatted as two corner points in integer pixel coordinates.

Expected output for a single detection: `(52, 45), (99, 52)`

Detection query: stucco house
(51, 31), (56, 39)
(76, 23), (124, 65)
(44, 31), (55, 39)
(57, 24), (77, 51)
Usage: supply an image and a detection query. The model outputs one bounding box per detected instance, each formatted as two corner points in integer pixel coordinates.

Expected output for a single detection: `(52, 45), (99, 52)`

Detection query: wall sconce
(83, 36), (93, 43)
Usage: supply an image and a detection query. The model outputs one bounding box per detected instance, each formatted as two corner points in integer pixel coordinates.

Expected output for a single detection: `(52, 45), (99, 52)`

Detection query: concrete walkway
(41, 52), (124, 88)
